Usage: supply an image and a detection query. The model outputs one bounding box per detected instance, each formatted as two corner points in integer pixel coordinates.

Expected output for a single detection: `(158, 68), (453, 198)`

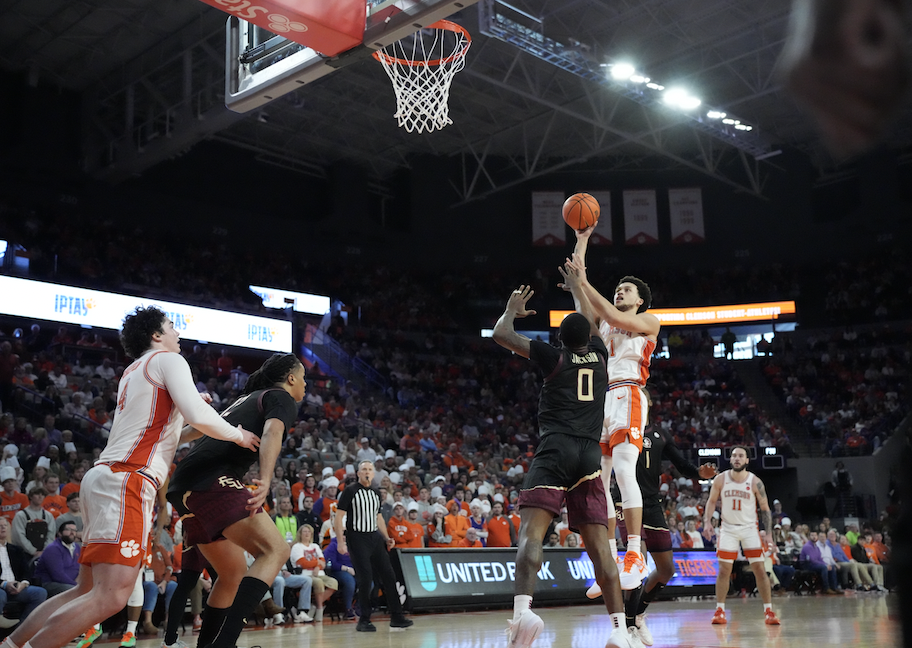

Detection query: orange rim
(372, 20), (471, 67)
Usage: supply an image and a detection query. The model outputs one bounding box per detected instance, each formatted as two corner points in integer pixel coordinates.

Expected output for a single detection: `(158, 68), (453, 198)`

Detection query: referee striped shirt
(338, 482), (380, 533)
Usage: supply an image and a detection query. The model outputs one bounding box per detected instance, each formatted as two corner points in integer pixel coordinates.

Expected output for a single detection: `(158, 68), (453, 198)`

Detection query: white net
(373, 21), (471, 133)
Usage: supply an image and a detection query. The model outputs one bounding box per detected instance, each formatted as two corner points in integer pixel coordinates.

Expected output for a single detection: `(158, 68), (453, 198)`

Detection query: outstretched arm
(558, 259), (598, 336)
(492, 286), (537, 359)
(564, 255), (661, 336)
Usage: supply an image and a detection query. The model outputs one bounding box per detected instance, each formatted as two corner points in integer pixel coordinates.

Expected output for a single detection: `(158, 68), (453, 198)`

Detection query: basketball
(561, 193), (600, 230)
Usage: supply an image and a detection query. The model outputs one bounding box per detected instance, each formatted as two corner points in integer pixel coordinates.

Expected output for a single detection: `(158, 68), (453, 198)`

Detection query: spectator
(140, 532), (177, 636)
(292, 473), (318, 511)
(0, 517), (48, 628)
(564, 533), (580, 548)
(323, 536), (356, 620)
(296, 495), (322, 540)
(761, 529), (794, 592)
(457, 527), (483, 548)
(544, 532), (561, 548)
(847, 534), (886, 591)
(41, 474), (66, 519)
(798, 530), (841, 595)
(32, 520), (80, 596)
(290, 525), (338, 623)
(270, 555), (314, 624)
(54, 493), (83, 540)
(387, 502), (418, 549)
(485, 500), (517, 548)
(59, 466), (84, 499)
(273, 496), (299, 545)
(403, 503), (425, 547)
(11, 488), (56, 559)
(413, 488), (434, 527)
(832, 461), (853, 494)
(826, 530), (874, 591)
(444, 501), (469, 545)
(312, 478), (339, 527)
(427, 505), (452, 548)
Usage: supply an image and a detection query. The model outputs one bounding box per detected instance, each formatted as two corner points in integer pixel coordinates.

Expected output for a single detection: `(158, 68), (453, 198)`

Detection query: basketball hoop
(372, 20), (471, 133)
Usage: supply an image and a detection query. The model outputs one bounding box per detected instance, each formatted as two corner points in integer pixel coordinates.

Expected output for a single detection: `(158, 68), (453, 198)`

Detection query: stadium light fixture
(706, 110), (726, 119)
(610, 62), (636, 80)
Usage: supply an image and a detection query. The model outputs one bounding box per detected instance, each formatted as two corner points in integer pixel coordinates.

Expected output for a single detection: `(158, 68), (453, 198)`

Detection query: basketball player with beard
(702, 446), (780, 626)
(563, 232), (659, 591)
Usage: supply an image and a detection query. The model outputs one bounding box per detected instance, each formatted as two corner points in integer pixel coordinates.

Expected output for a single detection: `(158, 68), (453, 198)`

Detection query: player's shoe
(507, 610), (544, 648)
(606, 627), (633, 648)
(626, 626), (644, 648)
(120, 632), (136, 648)
(619, 551), (648, 590)
(764, 609), (781, 626)
(711, 608), (727, 625)
(635, 613), (653, 646)
(586, 582), (603, 599)
(162, 639), (189, 648)
(77, 627), (103, 648)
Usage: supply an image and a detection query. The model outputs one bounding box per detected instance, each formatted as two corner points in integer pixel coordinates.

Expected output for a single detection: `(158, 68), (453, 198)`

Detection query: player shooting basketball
(561, 228), (660, 592)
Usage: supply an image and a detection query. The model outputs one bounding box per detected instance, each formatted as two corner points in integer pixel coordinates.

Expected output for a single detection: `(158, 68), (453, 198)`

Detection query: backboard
(225, 0), (479, 113)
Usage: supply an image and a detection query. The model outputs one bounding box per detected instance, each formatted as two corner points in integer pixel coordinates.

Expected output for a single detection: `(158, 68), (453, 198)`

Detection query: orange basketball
(562, 193), (600, 231)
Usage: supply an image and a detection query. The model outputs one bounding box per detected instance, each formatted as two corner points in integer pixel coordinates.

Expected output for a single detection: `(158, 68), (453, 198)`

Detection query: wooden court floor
(102, 592), (900, 648)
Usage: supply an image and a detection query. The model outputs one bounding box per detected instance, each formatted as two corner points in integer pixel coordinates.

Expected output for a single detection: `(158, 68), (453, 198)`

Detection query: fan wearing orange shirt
(456, 527), (483, 548)
(442, 444), (474, 472)
(444, 500), (470, 544)
(0, 467), (28, 523)
(402, 503), (425, 548)
(485, 501), (517, 548)
(42, 474), (67, 518)
(60, 466), (85, 499)
(388, 502), (419, 549)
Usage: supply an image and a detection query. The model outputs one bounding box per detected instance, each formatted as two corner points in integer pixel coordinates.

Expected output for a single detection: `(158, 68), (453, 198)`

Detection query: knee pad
(128, 574), (145, 607)
(613, 443), (643, 509)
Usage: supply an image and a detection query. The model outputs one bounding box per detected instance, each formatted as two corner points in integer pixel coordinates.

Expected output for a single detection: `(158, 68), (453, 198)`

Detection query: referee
(334, 460), (414, 632)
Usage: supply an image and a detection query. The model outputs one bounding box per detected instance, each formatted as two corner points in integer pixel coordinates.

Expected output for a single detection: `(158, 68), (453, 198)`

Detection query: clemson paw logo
(85, 299), (97, 310)
(630, 427), (641, 440)
(120, 539), (141, 558)
(184, 315), (194, 325)
(268, 13), (307, 33)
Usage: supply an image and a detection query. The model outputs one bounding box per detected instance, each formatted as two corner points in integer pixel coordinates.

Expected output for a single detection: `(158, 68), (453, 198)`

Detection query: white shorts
(717, 523), (763, 564)
(600, 383), (648, 454)
(81, 464), (156, 566)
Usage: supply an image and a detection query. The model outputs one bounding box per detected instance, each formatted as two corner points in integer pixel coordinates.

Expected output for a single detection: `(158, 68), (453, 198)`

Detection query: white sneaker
(606, 627), (632, 648)
(586, 582), (603, 599)
(627, 626), (644, 648)
(293, 610), (313, 623)
(506, 610), (544, 648)
(162, 640), (189, 648)
(313, 608), (324, 622)
(272, 613), (285, 625)
(619, 551), (648, 591)
(635, 613), (653, 646)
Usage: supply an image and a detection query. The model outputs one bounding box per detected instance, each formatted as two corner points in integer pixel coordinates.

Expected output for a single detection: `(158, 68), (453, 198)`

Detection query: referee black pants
(347, 530), (404, 623)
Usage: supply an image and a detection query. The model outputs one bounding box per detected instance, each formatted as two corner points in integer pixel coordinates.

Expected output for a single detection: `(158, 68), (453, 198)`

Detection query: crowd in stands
(759, 325), (909, 456)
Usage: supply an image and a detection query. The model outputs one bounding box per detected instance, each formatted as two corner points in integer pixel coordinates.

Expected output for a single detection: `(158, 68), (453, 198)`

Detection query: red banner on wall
(623, 190), (658, 245)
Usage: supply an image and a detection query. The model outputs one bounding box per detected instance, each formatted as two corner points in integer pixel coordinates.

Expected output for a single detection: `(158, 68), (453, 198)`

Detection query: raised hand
(505, 286), (537, 319)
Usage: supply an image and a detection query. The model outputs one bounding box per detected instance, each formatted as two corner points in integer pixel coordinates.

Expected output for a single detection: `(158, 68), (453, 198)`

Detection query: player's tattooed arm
(755, 478), (773, 532)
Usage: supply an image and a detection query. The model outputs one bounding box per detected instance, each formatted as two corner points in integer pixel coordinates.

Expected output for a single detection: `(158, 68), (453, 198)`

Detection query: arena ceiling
(2, 0), (911, 201)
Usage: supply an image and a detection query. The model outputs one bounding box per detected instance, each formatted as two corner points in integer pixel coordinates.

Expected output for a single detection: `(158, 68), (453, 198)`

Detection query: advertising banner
(531, 192), (567, 246)
(668, 187), (705, 243)
(249, 285), (330, 315)
(623, 189), (659, 244)
(392, 548), (717, 610)
(551, 301), (796, 327)
(0, 276), (292, 352)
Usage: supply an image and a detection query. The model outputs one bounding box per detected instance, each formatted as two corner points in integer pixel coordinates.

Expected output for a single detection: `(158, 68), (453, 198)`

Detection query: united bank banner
(393, 548), (717, 610)
(0, 276), (292, 352)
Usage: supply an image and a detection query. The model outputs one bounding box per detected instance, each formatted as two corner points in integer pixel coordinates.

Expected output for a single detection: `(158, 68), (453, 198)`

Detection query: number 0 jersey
(720, 469), (758, 527)
(529, 336), (608, 441)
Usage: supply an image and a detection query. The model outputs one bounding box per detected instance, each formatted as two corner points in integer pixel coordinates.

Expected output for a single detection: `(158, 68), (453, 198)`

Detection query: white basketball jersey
(598, 321), (656, 386)
(97, 350), (184, 487)
(720, 470), (757, 527)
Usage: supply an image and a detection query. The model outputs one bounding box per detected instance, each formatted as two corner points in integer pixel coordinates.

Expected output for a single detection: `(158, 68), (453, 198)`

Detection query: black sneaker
(390, 618), (414, 629)
(356, 621), (377, 632)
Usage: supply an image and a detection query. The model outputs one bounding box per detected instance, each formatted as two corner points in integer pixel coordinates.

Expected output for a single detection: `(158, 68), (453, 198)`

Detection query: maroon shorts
(170, 475), (263, 547)
(518, 434), (610, 531)
(180, 543), (207, 573)
(616, 501), (673, 553)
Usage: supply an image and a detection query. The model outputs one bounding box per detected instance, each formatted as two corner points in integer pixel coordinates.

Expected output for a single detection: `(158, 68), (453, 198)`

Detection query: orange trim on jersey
(743, 548), (763, 558)
(604, 385), (645, 452)
(142, 350), (168, 390)
(122, 385), (173, 471)
(639, 338), (656, 385)
(81, 472), (149, 567)
(718, 550), (738, 560)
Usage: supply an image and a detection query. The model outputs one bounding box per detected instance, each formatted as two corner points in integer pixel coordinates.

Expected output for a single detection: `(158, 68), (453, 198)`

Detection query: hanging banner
(669, 187), (705, 243)
(623, 189), (659, 245)
(531, 192), (566, 246)
(585, 191), (612, 245)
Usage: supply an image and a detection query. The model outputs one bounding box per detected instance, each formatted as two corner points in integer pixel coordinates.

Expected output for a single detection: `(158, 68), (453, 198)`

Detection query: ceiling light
(706, 110), (726, 119)
(734, 124), (752, 131)
(629, 74), (649, 84)
(679, 95), (701, 110)
(611, 63), (636, 80)
(646, 82), (664, 91)
(722, 118), (738, 125)
(663, 88), (687, 105)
